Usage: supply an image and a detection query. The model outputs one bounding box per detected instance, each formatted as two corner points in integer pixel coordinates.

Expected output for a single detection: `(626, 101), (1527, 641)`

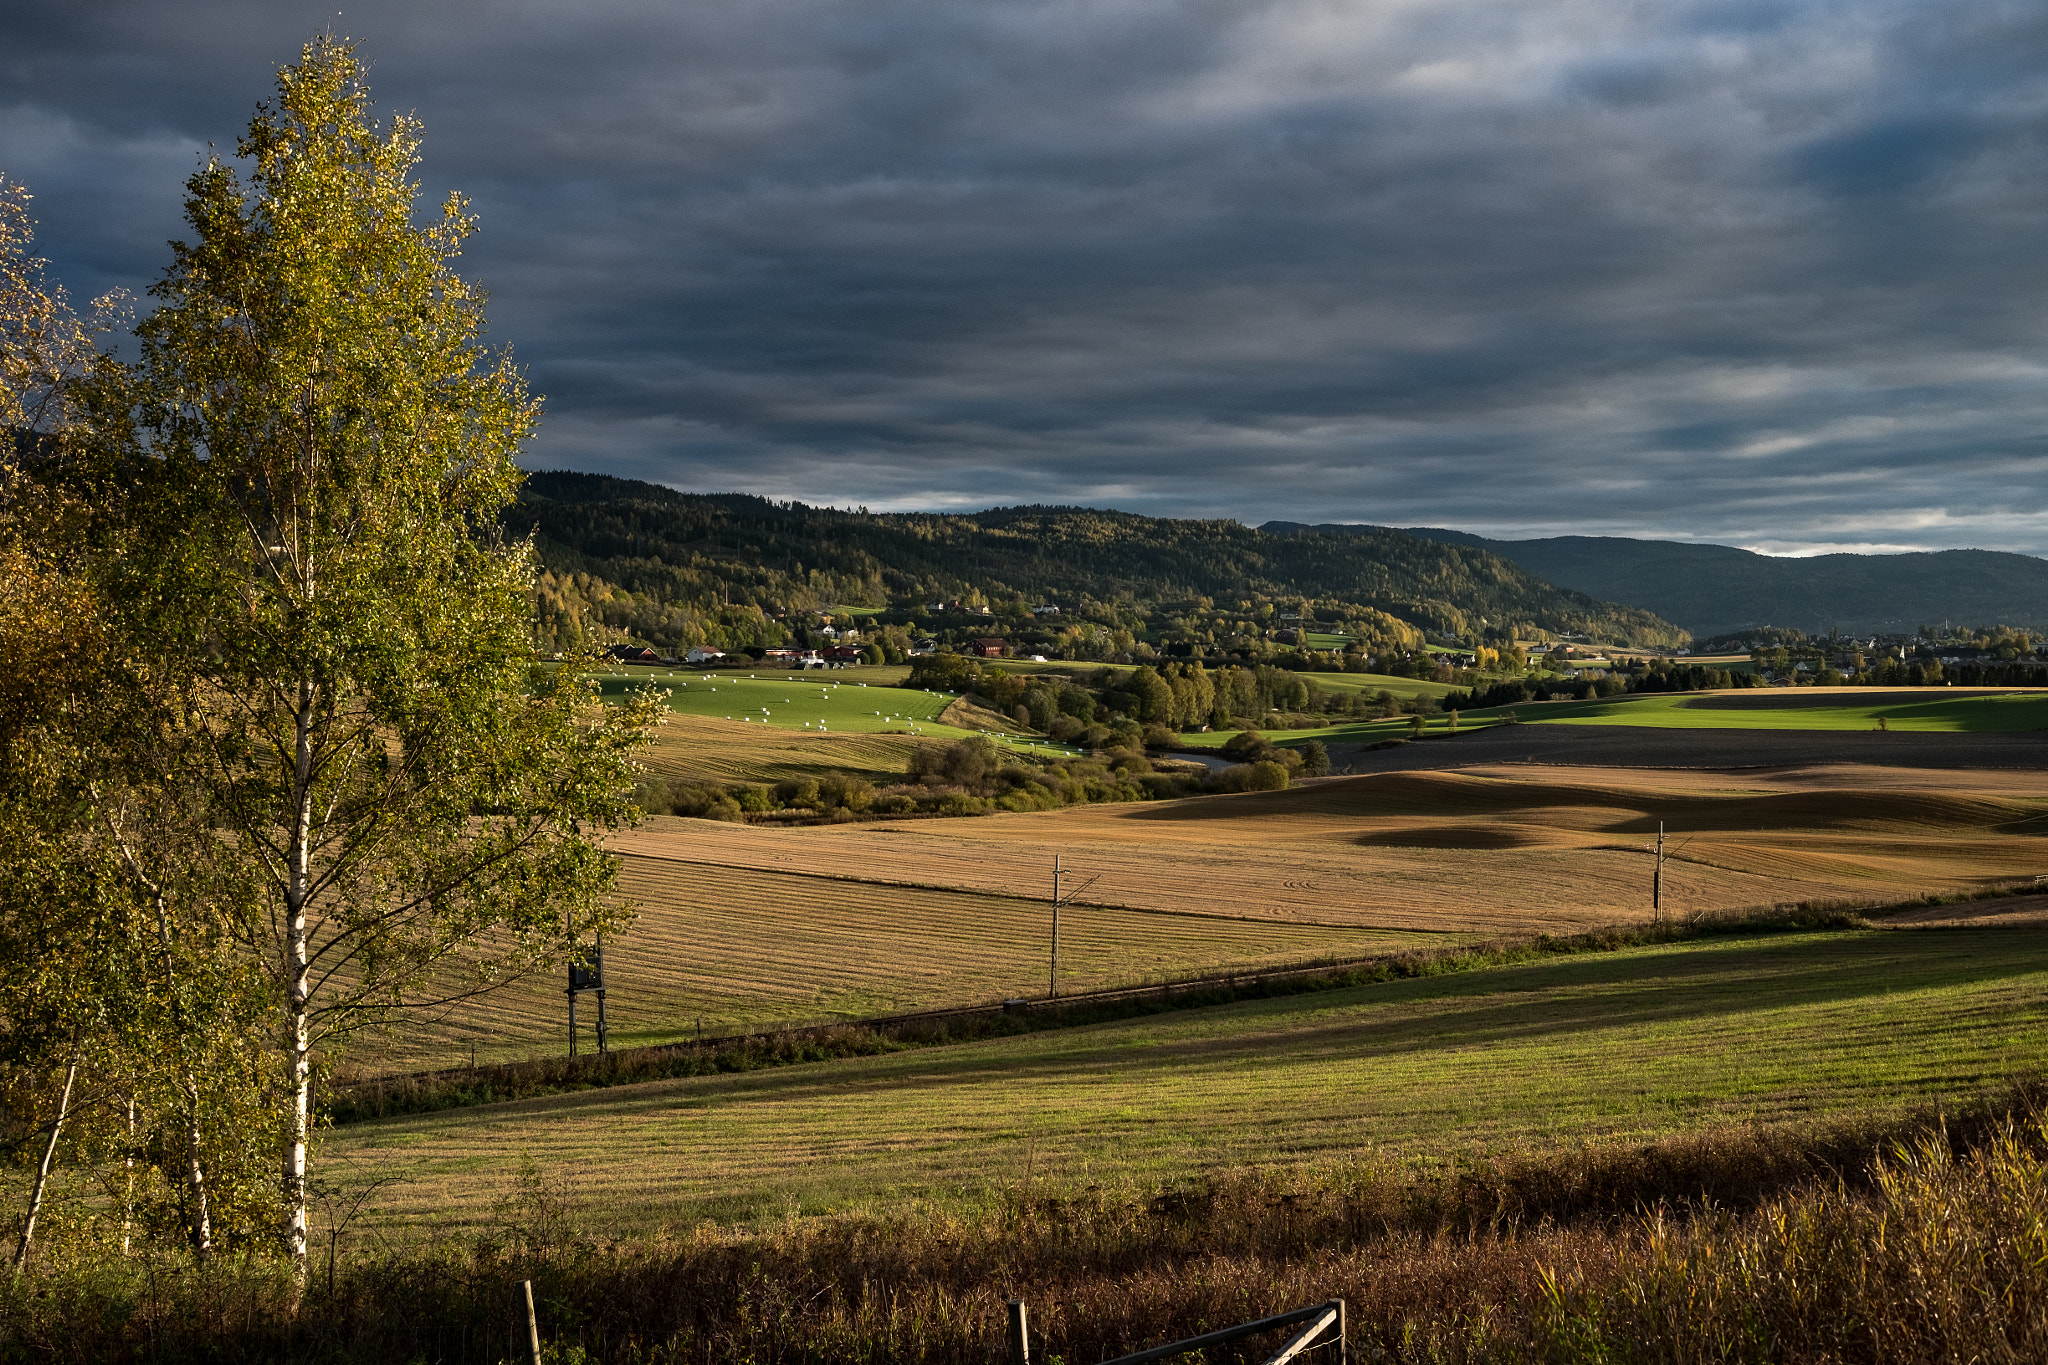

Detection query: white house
(684, 646), (726, 664)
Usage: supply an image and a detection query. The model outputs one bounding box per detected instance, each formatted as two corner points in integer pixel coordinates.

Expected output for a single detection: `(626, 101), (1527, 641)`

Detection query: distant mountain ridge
(514, 473), (1688, 647)
(1262, 523), (2048, 636)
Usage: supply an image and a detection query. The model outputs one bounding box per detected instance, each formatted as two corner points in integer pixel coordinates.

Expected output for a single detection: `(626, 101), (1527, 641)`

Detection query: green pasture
(981, 660), (1457, 703)
(1533, 689), (2048, 732)
(1286, 670), (1461, 699)
(589, 667), (1090, 757)
(1172, 686), (2048, 750)
(341, 926), (2048, 1235)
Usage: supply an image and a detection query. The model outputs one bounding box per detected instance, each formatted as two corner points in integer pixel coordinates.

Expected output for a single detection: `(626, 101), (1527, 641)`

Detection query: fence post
(520, 1279), (542, 1365)
(1335, 1298), (1348, 1365)
(1007, 1298), (1031, 1365)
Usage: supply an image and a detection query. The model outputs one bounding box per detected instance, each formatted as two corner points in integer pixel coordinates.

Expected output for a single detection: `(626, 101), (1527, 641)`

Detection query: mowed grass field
(1172, 686), (2048, 749)
(334, 925), (2048, 1238)
(366, 861), (1441, 1071)
(634, 718), (934, 786)
(600, 665), (1094, 781)
(592, 666), (964, 737)
(1535, 688), (2048, 731)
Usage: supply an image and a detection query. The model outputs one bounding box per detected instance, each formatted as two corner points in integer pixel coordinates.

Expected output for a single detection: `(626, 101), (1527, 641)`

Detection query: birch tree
(101, 38), (659, 1280)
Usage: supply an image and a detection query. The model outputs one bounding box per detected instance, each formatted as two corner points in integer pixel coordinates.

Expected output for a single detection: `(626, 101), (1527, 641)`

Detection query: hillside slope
(512, 472), (1686, 648)
(1267, 523), (2048, 636)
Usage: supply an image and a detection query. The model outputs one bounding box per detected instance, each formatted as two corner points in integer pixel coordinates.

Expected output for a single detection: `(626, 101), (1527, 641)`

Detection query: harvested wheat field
(611, 761), (2048, 938)
(368, 758), (2048, 1074)
(1877, 893), (2048, 929)
(364, 861), (1439, 1071)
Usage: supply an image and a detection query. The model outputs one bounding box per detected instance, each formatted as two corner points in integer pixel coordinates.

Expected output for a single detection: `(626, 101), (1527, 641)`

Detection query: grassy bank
(11, 1090), (2046, 1362)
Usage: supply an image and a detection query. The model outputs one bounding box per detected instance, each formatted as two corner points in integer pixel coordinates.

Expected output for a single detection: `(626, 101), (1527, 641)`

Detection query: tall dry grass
(5, 1087), (2044, 1363)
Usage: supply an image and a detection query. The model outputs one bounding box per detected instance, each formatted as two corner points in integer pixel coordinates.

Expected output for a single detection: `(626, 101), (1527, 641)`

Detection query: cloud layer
(7, 0), (2048, 551)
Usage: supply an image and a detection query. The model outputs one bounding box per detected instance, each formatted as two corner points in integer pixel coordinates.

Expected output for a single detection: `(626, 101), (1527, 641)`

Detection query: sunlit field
(334, 925), (2048, 1238)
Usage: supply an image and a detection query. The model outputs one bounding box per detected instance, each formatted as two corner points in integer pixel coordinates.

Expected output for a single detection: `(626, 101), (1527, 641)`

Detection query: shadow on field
(1327, 723), (2048, 773)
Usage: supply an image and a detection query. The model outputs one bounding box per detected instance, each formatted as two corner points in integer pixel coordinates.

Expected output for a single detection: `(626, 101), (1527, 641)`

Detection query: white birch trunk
(13, 1051), (78, 1271)
(282, 676), (315, 1280)
(184, 1079), (212, 1255)
(121, 1094), (135, 1257)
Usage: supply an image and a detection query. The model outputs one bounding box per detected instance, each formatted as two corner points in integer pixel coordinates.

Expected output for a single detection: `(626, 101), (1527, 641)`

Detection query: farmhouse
(969, 637), (1008, 658)
(605, 645), (661, 665)
(683, 646), (726, 664)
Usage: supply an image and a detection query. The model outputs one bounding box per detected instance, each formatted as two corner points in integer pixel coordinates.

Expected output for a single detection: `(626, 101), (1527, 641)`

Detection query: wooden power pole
(1653, 821), (1664, 921)
(1050, 855), (1061, 999)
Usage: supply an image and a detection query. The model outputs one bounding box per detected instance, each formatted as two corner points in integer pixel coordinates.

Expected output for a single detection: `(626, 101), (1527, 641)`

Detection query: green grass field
(337, 925), (2048, 1237)
(1534, 689), (2048, 731)
(591, 666), (956, 736)
(1171, 687), (2048, 749)
(593, 665), (1098, 757)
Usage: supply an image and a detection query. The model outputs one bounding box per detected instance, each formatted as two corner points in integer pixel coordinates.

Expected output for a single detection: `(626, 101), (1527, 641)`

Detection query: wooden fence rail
(1007, 1297), (1347, 1365)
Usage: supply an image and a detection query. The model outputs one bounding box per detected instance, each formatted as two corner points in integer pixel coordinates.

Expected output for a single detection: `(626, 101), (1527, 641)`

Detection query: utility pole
(595, 935), (609, 1056)
(1047, 856), (1099, 1000)
(1653, 821), (1664, 922)
(1050, 855), (1061, 999)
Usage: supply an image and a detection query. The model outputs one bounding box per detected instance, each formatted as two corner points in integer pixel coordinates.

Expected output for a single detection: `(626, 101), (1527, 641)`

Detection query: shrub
(1210, 759), (1290, 793)
(817, 774), (874, 812)
(772, 778), (822, 809)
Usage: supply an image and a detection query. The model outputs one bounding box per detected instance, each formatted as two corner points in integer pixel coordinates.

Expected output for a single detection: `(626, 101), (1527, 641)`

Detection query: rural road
(1329, 723), (2048, 774)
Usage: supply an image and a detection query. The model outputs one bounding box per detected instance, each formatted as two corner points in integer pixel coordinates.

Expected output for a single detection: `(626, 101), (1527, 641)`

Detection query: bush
(673, 787), (743, 821)
(817, 774), (874, 812)
(772, 777), (822, 810)
(905, 653), (977, 692)
(1209, 759), (1290, 793)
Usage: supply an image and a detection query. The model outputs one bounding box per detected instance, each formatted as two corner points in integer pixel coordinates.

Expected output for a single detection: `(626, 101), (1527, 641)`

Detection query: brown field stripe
(612, 849), (1456, 935)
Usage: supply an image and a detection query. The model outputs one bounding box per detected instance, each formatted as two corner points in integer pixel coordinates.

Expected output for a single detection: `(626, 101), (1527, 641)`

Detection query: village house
(684, 645), (726, 664)
(969, 637), (1007, 658)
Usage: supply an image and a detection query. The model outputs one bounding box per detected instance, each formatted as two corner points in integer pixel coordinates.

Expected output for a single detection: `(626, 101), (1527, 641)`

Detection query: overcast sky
(6, 1), (2048, 554)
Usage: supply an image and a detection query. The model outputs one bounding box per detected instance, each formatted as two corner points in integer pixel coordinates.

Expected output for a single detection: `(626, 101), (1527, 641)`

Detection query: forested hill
(510, 472), (1685, 651)
(1309, 526), (2048, 636)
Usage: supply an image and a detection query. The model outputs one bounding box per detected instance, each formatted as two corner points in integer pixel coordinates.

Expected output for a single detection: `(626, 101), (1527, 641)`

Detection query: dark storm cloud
(7, 0), (2048, 551)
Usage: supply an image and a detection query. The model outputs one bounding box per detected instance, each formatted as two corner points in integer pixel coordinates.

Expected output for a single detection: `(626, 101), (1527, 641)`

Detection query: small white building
(684, 646), (727, 664)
